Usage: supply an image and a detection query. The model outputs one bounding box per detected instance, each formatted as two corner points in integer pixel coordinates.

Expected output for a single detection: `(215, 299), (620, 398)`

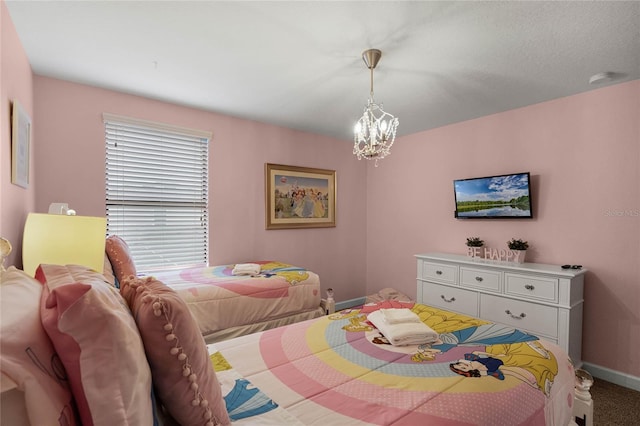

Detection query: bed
(99, 234), (325, 343)
(207, 300), (579, 425)
(21, 222), (327, 344)
(146, 261), (326, 343)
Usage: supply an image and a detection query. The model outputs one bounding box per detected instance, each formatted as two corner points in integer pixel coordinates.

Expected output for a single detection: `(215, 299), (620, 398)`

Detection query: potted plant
(507, 238), (529, 263)
(465, 237), (484, 258)
(465, 237), (484, 247)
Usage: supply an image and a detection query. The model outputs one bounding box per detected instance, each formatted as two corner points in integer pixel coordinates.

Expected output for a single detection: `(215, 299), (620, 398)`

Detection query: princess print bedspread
(211, 301), (576, 426)
(150, 261), (320, 337)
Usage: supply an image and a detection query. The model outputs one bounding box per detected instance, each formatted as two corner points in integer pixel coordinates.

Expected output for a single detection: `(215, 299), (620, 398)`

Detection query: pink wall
(32, 76), (368, 303)
(3, 2), (638, 380)
(366, 80), (640, 377)
(0, 0), (35, 267)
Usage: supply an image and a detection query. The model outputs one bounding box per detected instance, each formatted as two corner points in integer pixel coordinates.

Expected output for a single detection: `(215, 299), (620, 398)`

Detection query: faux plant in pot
(507, 238), (529, 263)
(466, 237), (484, 258)
(465, 237), (484, 247)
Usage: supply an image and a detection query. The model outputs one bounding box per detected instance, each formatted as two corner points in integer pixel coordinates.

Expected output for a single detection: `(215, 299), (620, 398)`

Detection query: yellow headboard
(22, 213), (106, 276)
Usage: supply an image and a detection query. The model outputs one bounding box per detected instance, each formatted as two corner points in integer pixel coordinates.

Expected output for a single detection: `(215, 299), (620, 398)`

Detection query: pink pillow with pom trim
(120, 276), (230, 426)
(102, 254), (116, 287)
(105, 235), (137, 283)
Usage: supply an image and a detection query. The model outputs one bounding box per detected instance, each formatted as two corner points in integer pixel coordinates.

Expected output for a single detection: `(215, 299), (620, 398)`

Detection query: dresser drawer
(421, 261), (457, 284)
(480, 294), (558, 338)
(460, 267), (501, 292)
(420, 282), (478, 317)
(505, 274), (558, 303)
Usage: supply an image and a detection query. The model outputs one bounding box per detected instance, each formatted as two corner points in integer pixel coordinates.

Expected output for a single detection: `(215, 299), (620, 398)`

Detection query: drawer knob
(440, 295), (456, 303)
(525, 284), (535, 291)
(435, 270), (443, 275)
(505, 310), (526, 320)
(475, 276), (483, 282)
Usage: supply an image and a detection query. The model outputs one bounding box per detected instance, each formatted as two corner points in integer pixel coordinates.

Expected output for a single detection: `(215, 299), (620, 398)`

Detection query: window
(104, 113), (210, 273)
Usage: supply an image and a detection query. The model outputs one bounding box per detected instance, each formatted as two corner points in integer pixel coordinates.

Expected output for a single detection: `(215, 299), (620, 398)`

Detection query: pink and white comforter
(209, 301), (576, 425)
(149, 261), (321, 339)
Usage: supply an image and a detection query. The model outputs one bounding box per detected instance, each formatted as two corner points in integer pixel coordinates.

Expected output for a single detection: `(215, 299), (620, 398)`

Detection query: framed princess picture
(265, 163), (336, 229)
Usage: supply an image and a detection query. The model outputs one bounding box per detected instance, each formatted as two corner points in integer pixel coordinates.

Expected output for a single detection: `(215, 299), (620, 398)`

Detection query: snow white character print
(449, 340), (558, 396)
(450, 352), (506, 379)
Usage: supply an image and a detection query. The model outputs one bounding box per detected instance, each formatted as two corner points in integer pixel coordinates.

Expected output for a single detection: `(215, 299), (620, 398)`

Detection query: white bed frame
(571, 382), (594, 426)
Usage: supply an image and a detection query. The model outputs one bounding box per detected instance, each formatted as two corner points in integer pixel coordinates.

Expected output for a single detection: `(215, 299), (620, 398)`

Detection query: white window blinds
(104, 113), (210, 273)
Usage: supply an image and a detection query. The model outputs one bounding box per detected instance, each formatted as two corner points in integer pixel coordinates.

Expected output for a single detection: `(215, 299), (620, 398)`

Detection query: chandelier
(353, 49), (399, 166)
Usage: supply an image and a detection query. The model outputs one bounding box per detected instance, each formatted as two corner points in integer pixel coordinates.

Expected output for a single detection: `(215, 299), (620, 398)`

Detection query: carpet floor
(590, 379), (640, 425)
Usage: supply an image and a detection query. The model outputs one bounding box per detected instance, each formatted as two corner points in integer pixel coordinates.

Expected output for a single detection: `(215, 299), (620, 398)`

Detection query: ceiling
(6, 1), (640, 141)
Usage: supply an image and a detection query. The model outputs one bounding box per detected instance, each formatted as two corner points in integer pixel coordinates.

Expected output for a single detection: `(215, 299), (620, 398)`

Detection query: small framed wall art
(11, 100), (31, 188)
(265, 163), (336, 229)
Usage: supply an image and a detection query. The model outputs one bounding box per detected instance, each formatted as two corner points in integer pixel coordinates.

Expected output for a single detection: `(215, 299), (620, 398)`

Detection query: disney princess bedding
(208, 300), (576, 425)
(149, 261), (323, 342)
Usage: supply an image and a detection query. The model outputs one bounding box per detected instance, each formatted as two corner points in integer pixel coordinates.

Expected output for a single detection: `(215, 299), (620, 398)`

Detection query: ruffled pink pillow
(36, 264), (155, 426)
(121, 276), (230, 426)
(105, 235), (137, 283)
(0, 267), (78, 425)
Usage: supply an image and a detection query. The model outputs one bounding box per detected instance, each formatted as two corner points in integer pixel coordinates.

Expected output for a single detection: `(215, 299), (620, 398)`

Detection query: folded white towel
(379, 308), (422, 325)
(231, 263), (261, 276)
(367, 309), (438, 346)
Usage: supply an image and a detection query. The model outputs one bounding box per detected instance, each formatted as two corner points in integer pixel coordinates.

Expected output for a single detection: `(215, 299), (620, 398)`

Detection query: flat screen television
(453, 172), (533, 219)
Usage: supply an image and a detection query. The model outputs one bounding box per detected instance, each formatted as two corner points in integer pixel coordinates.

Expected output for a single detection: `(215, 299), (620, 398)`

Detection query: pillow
(36, 264), (155, 426)
(121, 276), (231, 426)
(102, 253), (116, 287)
(0, 266), (78, 425)
(105, 235), (137, 284)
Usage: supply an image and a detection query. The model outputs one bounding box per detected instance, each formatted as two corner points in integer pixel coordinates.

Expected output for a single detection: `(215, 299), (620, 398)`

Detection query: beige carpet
(590, 379), (640, 425)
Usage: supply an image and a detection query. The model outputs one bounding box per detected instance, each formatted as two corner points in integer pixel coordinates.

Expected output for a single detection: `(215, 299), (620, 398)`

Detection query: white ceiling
(6, 1), (640, 141)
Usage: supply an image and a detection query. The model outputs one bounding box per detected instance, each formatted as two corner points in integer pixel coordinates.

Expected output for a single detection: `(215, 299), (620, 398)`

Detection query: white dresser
(416, 252), (586, 366)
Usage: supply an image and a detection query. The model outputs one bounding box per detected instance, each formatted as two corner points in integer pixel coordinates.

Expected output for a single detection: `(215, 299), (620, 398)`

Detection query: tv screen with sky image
(454, 172), (532, 218)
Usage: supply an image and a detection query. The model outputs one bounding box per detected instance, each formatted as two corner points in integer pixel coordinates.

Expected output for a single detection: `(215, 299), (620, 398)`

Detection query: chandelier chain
(369, 66), (374, 100)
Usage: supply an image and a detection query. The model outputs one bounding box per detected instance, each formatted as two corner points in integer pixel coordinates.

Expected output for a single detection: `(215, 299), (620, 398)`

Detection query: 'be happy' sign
(467, 247), (526, 263)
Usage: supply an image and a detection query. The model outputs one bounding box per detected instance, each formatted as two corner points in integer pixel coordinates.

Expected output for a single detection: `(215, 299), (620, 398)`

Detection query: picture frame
(265, 163), (336, 229)
(11, 100), (31, 189)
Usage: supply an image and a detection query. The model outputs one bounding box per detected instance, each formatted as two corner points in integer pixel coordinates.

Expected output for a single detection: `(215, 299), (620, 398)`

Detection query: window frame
(103, 113), (211, 273)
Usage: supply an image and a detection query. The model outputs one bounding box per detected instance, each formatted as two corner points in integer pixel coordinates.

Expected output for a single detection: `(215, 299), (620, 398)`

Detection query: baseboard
(582, 362), (640, 392)
(336, 297), (366, 311)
